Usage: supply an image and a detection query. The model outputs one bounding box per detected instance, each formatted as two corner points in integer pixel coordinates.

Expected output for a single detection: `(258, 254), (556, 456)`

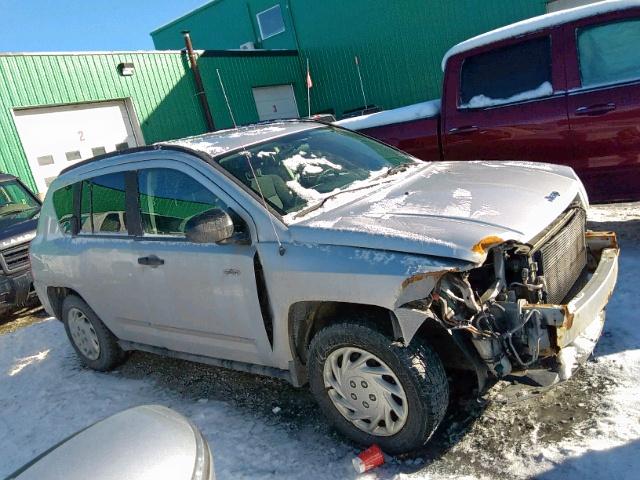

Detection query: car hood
(0, 213), (38, 248)
(289, 161), (585, 264)
(12, 405), (204, 480)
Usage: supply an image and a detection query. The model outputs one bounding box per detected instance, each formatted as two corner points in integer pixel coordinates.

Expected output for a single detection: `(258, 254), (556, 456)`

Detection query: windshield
(0, 181), (39, 217)
(216, 126), (415, 216)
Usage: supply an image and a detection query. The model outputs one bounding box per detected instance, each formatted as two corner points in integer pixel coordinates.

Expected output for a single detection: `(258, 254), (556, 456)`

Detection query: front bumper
(0, 268), (36, 313)
(524, 231), (619, 379)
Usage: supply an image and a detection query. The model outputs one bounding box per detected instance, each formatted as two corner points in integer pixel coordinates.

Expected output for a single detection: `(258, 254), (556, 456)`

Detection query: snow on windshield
(460, 81), (552, 109)
(282, 152), (343, 175)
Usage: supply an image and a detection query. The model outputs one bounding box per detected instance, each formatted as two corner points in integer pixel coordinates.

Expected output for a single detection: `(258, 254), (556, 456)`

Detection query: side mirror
(185, 209), (235, 244)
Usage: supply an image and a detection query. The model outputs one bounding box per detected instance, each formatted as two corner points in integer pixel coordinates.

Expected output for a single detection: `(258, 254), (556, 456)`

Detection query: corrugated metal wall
(289, 0), (548, 116)
(198, 52), (303, 130)
(0, 52), (206, 190)
(152, 0), (547, 118)
(0, 51), (300, 190)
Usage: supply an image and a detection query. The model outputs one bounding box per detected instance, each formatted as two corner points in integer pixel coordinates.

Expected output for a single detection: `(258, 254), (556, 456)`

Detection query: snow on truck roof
(441, 0), (640, 70)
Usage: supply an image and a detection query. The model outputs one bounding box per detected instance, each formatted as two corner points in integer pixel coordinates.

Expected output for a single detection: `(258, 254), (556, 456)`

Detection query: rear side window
(577, 18), (640, 88)
(52, 185), (74, 234)
(460, 36), (552, 109)
(80, 173), (128, 235)
(137, 168), (225, 237)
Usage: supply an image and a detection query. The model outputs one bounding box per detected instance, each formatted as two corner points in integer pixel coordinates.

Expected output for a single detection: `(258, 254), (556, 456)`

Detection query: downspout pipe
(182, 31), (216, 132)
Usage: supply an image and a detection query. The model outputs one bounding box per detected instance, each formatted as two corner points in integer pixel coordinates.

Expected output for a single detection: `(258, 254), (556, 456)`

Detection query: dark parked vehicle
(0, 173), (40, 316)
(338, 1), (640, 202)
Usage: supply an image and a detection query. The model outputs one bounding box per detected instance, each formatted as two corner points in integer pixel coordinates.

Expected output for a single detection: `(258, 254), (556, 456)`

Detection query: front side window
(256, 5), (285, 40)
(216, 126), (412, 217)
(52, 184), (74, 234)
(460, 36), (553, 109)
(577, 18), (640, 88)
(138, 168), (225, 237)
(80, 173), (128, 235)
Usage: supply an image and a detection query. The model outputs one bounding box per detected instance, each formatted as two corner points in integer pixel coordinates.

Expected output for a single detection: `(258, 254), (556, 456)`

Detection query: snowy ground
(1, 203), (638, 479)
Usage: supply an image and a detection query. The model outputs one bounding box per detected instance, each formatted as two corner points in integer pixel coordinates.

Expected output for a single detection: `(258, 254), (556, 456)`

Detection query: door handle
(449, 125), (479, 134)
(575, 103), (616, 116)
(137, 255), (164, 267)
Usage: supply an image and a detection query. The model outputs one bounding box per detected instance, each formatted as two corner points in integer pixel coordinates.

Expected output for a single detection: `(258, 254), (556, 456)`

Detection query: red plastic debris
(352, 444), (384, 473)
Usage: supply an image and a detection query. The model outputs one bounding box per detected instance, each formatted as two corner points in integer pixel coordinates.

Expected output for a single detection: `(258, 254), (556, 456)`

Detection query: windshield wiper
(293, 178), (394, 219)
(383, 161), (415, 177)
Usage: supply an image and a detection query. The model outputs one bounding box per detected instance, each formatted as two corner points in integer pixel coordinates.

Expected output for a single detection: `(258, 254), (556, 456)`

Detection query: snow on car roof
(334, 99), (441, 131)
(441, 0), (640, 70)
(161, 121), (322, 158)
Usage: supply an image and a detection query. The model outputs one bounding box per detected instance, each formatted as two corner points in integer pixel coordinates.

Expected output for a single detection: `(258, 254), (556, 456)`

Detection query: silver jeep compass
(30, 121), (619, 453)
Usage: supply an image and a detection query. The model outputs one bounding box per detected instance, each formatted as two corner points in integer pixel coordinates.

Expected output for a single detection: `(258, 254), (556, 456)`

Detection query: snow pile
(461, 81), (553, 109)
(335, 99), (441, 131)
(442, 0), (640, 70)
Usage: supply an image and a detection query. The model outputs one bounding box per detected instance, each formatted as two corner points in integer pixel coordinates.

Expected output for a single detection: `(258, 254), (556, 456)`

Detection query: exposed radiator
(537, 208), (587, 304)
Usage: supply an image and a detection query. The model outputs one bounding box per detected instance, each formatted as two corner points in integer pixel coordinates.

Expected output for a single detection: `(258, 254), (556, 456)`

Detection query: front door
(443, 28), (571, 164)
(564, 13), (640, 202)
(131, 166), (272, 366)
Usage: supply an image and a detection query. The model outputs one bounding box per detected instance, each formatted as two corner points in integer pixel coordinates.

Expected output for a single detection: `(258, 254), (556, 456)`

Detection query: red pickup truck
(337, 0), (640, 203)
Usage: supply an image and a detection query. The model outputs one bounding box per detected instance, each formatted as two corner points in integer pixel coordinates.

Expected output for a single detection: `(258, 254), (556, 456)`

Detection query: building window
(577, 17), (640, 88)
(459, 36), (552, 109)
(256, 5), (285, 41)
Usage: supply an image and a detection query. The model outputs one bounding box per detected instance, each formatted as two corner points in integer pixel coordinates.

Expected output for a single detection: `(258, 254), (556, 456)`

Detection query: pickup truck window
(137, 168), (226, 237)
(79, 173), (128, 235)
(577, 17), (640, 88)
(217, 126), (410, 215)
(460, 36), (552, 109)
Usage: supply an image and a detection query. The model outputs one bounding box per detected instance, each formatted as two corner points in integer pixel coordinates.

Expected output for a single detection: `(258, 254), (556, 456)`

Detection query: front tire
(308, 321), (448, 454)
(62, 295), (126, 371)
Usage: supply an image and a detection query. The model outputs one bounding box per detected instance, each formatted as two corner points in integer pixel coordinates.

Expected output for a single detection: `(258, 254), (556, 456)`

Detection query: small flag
(306, 65), (313, 89)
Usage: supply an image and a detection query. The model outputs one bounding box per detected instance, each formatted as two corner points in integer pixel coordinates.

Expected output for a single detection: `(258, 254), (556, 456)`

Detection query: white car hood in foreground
(289, 161), (586, 264)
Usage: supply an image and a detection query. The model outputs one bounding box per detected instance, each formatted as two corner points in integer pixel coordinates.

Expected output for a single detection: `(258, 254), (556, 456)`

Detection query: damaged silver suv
(30, 121), (619, 453)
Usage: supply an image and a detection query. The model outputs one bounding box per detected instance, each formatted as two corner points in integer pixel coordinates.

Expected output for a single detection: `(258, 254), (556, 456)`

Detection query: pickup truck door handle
(449, 125), (479, 134)
(575, 103), (616, 116)
(137, 255), (164, 267)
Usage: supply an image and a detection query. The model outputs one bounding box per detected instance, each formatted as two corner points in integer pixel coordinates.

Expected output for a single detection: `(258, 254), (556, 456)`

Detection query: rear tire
(62, 295), (126, 371)
(308, 320), (448, 454)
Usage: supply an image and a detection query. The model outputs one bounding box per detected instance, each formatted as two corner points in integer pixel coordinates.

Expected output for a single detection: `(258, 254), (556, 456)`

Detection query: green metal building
(0, 0), (548, 194)
(152, 0), (547, 118)
(0, 50), (300, 193)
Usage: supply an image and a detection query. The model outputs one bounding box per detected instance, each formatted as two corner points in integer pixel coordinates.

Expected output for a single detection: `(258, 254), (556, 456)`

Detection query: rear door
(131, 164), (273, 366)
(443, 28), (571, 163)
(564, 11), (640, 202)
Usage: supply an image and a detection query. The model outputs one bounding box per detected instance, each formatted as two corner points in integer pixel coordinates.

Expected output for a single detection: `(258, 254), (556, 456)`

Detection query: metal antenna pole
(355, 55), (368, 108)
(216, 68), (237, 129)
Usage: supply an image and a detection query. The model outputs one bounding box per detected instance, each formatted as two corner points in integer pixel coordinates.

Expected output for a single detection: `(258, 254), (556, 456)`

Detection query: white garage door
(252, 85), (299, 121)
(13, 100), (143, 194)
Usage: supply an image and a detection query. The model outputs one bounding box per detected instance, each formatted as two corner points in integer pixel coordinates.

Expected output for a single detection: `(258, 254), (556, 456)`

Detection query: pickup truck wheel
(308, 321), (448, 454)
(62, 295), (126, 371)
